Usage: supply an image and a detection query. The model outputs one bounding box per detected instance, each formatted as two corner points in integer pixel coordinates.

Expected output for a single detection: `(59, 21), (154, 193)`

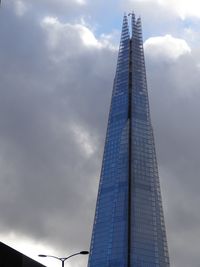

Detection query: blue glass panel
(88, 13), (170, 267)
(88, 15), (130, 267)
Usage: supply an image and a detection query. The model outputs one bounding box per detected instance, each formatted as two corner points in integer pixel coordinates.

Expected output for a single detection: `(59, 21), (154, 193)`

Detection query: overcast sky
(0, 1), (200, 267)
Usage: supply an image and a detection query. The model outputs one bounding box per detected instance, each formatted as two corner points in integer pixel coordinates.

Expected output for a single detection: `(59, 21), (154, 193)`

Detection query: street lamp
(38, 251), (89, 267)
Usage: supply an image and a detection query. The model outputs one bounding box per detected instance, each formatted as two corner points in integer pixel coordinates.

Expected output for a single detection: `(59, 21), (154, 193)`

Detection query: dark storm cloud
(1, 1), (200, 267)
(145, 44), (200, 267)
(0, 4), (116, 255)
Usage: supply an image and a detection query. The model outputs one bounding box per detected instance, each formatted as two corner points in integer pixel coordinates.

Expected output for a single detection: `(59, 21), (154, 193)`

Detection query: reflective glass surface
(130, 17), (169, 267)
(88, 13), (170, 267)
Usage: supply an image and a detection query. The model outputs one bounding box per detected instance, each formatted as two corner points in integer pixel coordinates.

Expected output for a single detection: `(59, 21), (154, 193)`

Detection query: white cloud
(70, 123), (96, 157)
(41, 16), (105, 50)
(133, 0), (200, 19)
(78, 25), (101, 47)
(144, 34), (191, 62)
(40, 16), (116, 63)
(167, 0), (200, 19)
(75, 0), (86, 5)
(13, 0), (29, 16)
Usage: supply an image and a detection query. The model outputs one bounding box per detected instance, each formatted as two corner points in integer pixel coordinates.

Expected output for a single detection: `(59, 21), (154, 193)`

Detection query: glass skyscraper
(88, 13), (170, 267)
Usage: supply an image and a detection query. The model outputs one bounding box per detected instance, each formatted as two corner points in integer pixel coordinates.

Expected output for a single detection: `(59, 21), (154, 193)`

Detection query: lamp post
(38, 251), (89, 267)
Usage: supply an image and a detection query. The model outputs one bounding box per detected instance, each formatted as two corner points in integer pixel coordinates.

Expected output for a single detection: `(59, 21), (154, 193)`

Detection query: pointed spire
(120, 13), (130, 44)
(115, 13), (130, 88)
(131, 11), (136, 38)
(136, 17), (142, 30)
(135, 17), (143, 44)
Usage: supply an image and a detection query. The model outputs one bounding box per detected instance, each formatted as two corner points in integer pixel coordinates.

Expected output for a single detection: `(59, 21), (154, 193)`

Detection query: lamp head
(38, 254), (47, 257)
(80, 251), (89, 255)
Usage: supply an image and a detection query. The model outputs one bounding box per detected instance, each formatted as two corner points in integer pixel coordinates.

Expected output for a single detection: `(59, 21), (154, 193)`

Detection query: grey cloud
(5, 0), (87, 22)
(1, 1), (200, 267)
(0, 4), (116, 256)
(145, 47), (200, 267)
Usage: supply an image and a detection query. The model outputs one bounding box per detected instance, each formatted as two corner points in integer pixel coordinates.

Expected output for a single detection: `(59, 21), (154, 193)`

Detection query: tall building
(87, 12), (170, 267)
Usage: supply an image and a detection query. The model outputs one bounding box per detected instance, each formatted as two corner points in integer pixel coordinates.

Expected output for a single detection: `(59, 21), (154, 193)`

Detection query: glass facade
(88, 13), (170, 267)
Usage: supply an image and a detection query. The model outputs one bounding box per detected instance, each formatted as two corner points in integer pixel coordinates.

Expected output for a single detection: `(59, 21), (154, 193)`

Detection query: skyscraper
(88, 13), (170, 267)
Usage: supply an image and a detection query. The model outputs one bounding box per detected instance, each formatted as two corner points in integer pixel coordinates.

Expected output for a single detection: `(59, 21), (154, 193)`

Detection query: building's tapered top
(88, 13), (170, 267)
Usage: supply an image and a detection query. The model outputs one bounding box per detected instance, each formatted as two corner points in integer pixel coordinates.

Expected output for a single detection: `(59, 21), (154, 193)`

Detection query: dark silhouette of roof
(0, 242), (46, 267)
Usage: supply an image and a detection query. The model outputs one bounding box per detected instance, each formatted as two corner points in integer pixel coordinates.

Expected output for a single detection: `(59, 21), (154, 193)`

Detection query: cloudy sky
(0, 0), (200, 266)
